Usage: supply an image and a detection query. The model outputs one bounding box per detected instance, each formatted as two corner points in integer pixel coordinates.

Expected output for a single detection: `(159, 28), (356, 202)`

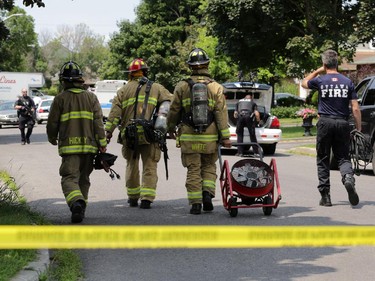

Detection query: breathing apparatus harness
(124, 77), (153, 154)
(182, 78), (214, 133)
(124, 77), (169, 179)
(349, 129), (373, 175)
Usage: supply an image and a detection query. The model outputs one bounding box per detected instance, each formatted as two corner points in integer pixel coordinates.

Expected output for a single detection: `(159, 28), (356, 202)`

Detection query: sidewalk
(11, 250), (49, 281)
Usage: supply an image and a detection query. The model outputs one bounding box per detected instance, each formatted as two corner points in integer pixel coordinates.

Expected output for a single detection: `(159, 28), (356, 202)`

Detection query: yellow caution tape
(0, 225), (375, 249)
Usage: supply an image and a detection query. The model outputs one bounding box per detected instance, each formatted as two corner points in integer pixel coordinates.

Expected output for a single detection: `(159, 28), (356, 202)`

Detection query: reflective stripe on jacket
(47, 87), (107, 156)
(105, 78), (173, 144)
(167, 71), (230, 154)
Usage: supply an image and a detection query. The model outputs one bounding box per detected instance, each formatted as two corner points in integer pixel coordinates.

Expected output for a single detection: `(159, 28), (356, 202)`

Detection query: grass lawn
(279, 118), (317, 139)
(0, 171), (83, 281)
(281, 126), (317, 139)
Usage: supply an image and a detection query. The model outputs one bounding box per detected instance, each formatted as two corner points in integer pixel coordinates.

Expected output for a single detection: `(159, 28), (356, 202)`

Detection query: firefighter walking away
(167, 48), (231, 215)
(47, 61), (107, 223)
(105, 58), (173, 209)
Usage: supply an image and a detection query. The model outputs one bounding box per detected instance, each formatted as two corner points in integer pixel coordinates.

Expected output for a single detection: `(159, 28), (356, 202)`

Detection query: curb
(288, 147), (316, 156)
(11, 249), (50, 281)
(279, 136), (316, 143)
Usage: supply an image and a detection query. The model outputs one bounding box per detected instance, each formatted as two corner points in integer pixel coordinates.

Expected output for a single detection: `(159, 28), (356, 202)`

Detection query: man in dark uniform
(14, 88), (36, 145)
(234, 93), (260, 156)
(302, 49), (362, 207)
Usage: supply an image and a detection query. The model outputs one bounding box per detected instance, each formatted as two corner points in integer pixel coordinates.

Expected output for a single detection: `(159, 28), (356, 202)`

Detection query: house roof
(340, 50), (375, 71)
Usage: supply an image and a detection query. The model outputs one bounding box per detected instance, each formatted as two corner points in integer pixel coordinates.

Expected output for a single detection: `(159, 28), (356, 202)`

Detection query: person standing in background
(233, 93), (260, 156)
(14, 88), (36, 145)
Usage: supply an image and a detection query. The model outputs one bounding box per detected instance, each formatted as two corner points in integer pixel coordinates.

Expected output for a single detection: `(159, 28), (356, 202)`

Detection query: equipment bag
(350, 129), (374, 175)
(124, 78), (154, 150)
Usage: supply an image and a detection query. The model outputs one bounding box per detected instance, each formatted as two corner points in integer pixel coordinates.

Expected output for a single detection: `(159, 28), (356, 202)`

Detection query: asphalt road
(1, 124), (375, 281)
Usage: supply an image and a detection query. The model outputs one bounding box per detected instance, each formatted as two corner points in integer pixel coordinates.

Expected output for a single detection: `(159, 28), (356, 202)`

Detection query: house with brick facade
(340, 41), (375, 84)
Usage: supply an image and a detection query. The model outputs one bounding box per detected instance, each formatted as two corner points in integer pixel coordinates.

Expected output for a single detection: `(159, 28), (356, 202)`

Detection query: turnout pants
(181, 152), (218, 205)
(60, 154), (95, 208)
(316, 116), (353, 193)
(122, 143), (161, 202)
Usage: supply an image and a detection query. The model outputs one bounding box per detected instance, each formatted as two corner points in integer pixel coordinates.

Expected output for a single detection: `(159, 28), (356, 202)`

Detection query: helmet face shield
(59, 61), (83, 82)
(187, 48), (210, 67)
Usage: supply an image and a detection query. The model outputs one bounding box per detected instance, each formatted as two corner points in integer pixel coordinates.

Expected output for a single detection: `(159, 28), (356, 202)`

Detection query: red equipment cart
(219, 143), (282, 217)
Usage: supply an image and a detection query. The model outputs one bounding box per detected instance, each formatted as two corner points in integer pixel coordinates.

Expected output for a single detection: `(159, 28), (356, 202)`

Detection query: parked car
(0, 100), (18, 128)
(330, 76), (375, 175)
(274, 92), (305, 107)
(350, 76), (375, 174)
(223, 81), (282, 155)
(36, 98), (54, 124)
(30, 89), (54, 107)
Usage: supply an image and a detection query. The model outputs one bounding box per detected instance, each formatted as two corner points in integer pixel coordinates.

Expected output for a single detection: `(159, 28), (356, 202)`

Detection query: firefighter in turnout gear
(47, 61), (107, 223)
(167, 48), (232, 215)
(105, 58), (173, 209)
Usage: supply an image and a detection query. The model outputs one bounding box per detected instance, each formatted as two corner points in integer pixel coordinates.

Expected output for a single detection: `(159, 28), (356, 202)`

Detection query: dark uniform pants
(181, 152), (218, 205)
(236, 113), (258, 153)
(122, 143), (161, 202)
(18, 115), (35, 142)
(316, 116), (353, 192)
(60, 154), (95, 208)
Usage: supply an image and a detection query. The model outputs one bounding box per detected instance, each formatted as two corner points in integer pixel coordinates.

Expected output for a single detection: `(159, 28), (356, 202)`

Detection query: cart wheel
(262, 195), (273, 216)
(228, 197), (238, 217)
(229, 208), (238, 217)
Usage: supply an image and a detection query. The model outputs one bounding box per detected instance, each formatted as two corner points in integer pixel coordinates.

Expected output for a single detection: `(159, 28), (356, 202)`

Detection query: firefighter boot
(128, 198), (138, 207)
(202, 191), (214, 212)
(71, 200), (86, 223)
(319, 190), (332, 207)
(140, 200), (152, 209)
(190, 203), (202, 215)
(342, 174), (359, 206)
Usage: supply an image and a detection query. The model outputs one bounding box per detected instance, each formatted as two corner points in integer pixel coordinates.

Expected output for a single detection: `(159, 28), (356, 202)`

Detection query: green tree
(40, 38), (71, 78)
(40, 25), (109, 82)
(100, 0), (237, 91)
(102, 0), (238, 91)
(102, 0), (205, 91)
(206, 0), (375, 78)
(0, 0), (45, 41)
(195, 26), (238, 82)
(0, 7), (38, 71)
(21, 0), (45, 8)
(79, 35), (109, 80)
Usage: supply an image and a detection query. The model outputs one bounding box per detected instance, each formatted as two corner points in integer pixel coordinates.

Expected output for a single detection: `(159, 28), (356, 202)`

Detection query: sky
(14, 0), (141, 41)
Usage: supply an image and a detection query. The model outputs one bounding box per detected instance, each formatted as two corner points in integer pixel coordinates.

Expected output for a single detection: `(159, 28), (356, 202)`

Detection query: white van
(94, 80), (127, 120)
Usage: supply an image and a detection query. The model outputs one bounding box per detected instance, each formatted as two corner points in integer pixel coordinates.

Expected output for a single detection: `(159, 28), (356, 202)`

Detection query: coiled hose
(350, 130), (374, 175)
